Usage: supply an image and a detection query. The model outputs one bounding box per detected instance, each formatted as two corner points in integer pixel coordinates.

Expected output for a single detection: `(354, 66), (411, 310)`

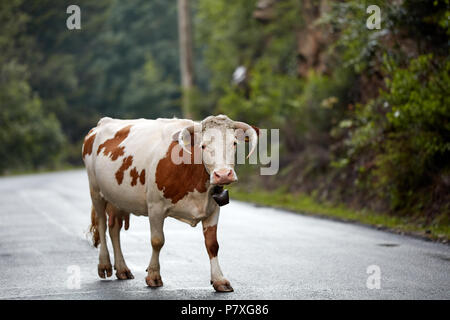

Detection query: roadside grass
(229, 187), (450, 243)
(1, 164), (83, 177)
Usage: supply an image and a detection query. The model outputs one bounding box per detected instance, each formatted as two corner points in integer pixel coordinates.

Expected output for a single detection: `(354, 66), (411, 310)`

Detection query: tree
(0, 0), (65, 173)
(178, 0), (195, 118)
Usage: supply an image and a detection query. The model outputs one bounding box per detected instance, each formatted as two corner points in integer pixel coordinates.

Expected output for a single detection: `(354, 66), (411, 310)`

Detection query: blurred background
(0, 0), (448, 239)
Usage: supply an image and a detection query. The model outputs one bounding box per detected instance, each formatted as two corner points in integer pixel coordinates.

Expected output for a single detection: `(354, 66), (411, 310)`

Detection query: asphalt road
(0, 170), (448, 300)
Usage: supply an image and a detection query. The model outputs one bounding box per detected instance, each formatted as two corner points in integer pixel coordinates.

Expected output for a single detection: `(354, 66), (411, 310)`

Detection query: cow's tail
(89, 205), (100, 248)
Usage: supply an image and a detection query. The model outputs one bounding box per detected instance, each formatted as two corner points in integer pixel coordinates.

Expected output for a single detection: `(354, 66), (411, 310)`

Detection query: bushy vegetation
(0, 0), (182, 172)
(344, 55), (450, 214)
(0, 0), (65, 173)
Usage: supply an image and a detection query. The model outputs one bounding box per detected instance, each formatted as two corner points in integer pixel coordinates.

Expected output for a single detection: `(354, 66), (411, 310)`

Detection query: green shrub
(0, 62), (66, 173)
(347, 55), (450, 211)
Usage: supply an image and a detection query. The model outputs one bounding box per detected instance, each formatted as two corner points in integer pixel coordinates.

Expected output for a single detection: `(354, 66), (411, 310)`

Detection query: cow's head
(172, 115), (258, 185)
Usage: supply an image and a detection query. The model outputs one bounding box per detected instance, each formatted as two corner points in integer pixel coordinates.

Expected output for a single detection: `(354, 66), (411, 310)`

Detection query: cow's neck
(155, 142), (210, 205)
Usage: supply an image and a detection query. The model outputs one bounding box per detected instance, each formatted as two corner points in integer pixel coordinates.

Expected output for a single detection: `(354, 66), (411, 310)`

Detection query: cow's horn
(177, 125), (196, 155)
(234, 121), (258, 159)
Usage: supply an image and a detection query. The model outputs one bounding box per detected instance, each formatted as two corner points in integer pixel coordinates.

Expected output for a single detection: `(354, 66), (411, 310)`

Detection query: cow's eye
(201, 144), (206, 149)
(233, 141), (237, 146)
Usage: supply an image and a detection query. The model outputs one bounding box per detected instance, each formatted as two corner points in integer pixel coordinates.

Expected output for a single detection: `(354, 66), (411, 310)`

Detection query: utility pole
(177, 0), (194, 119)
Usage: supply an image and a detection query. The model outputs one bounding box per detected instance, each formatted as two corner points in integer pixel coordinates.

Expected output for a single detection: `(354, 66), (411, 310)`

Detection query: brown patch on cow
(130, 167), (146, 186)
(203, 225), (219, 259)
(115, 156), (133, 185)
(155, 142), (209, 203)
(97, 125), (133, 160)
(130, 167), (139, 186)
(82, 133), (96, 158)
(139, 169), (146, 185)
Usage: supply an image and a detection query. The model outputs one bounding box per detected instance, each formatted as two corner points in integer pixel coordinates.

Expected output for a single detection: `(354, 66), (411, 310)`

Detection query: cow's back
(82, 117), (194, 215)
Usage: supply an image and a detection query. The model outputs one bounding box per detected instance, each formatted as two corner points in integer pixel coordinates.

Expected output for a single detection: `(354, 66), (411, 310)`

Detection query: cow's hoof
(116, 268), (134, 280)
(98, 263), (113, 279)
(212, 279), (234, 292)
(146, 273), (163, 287)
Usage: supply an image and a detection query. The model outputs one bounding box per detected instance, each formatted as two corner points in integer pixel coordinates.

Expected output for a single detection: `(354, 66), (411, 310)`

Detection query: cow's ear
(244, 125), (260, 142)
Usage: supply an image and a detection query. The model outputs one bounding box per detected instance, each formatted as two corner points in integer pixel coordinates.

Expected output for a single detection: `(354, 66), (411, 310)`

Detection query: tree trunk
(177, 0), (194, 119)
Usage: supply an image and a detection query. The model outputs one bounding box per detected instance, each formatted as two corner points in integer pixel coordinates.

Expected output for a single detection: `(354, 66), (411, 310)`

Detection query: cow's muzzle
(211, 168), (237, 185)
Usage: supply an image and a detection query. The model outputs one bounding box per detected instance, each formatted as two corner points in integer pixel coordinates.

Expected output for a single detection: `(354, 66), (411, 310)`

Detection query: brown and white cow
(82, 115), (258, 292)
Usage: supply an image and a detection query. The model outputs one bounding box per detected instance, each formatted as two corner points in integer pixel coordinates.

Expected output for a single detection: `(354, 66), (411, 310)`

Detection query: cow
(82, 115), (258, 292)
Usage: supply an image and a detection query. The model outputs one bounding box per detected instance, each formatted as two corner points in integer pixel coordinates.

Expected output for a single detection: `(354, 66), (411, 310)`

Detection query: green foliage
(0, 61), (65, 173)
(196, 0), (259, 84)
(196, 0), (352, 147)
(319, 0), (389, 73)
(83, 0), (181, 119)
(346, 55), (450, 210)
(1, 0), (185, 171)
(20, 0), (111, 143)
(378, 55), (449, 209)
(217, 59), (303, 128)
(120, 56), (179, 118)
(384, 55), (450, 134)
(323, 0), (450, 73)
(0, 0), (65, 173)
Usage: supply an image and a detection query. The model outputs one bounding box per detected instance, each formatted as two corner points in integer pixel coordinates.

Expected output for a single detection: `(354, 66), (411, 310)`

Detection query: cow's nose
(212, 169), (236, 185)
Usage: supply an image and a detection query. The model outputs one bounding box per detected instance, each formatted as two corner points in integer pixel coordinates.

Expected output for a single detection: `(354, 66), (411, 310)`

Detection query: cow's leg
(145, 204), (165, 287)
(107, 203), (134, 280)
(202, 207), (233, 292)
(90, 189), (112, 278)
